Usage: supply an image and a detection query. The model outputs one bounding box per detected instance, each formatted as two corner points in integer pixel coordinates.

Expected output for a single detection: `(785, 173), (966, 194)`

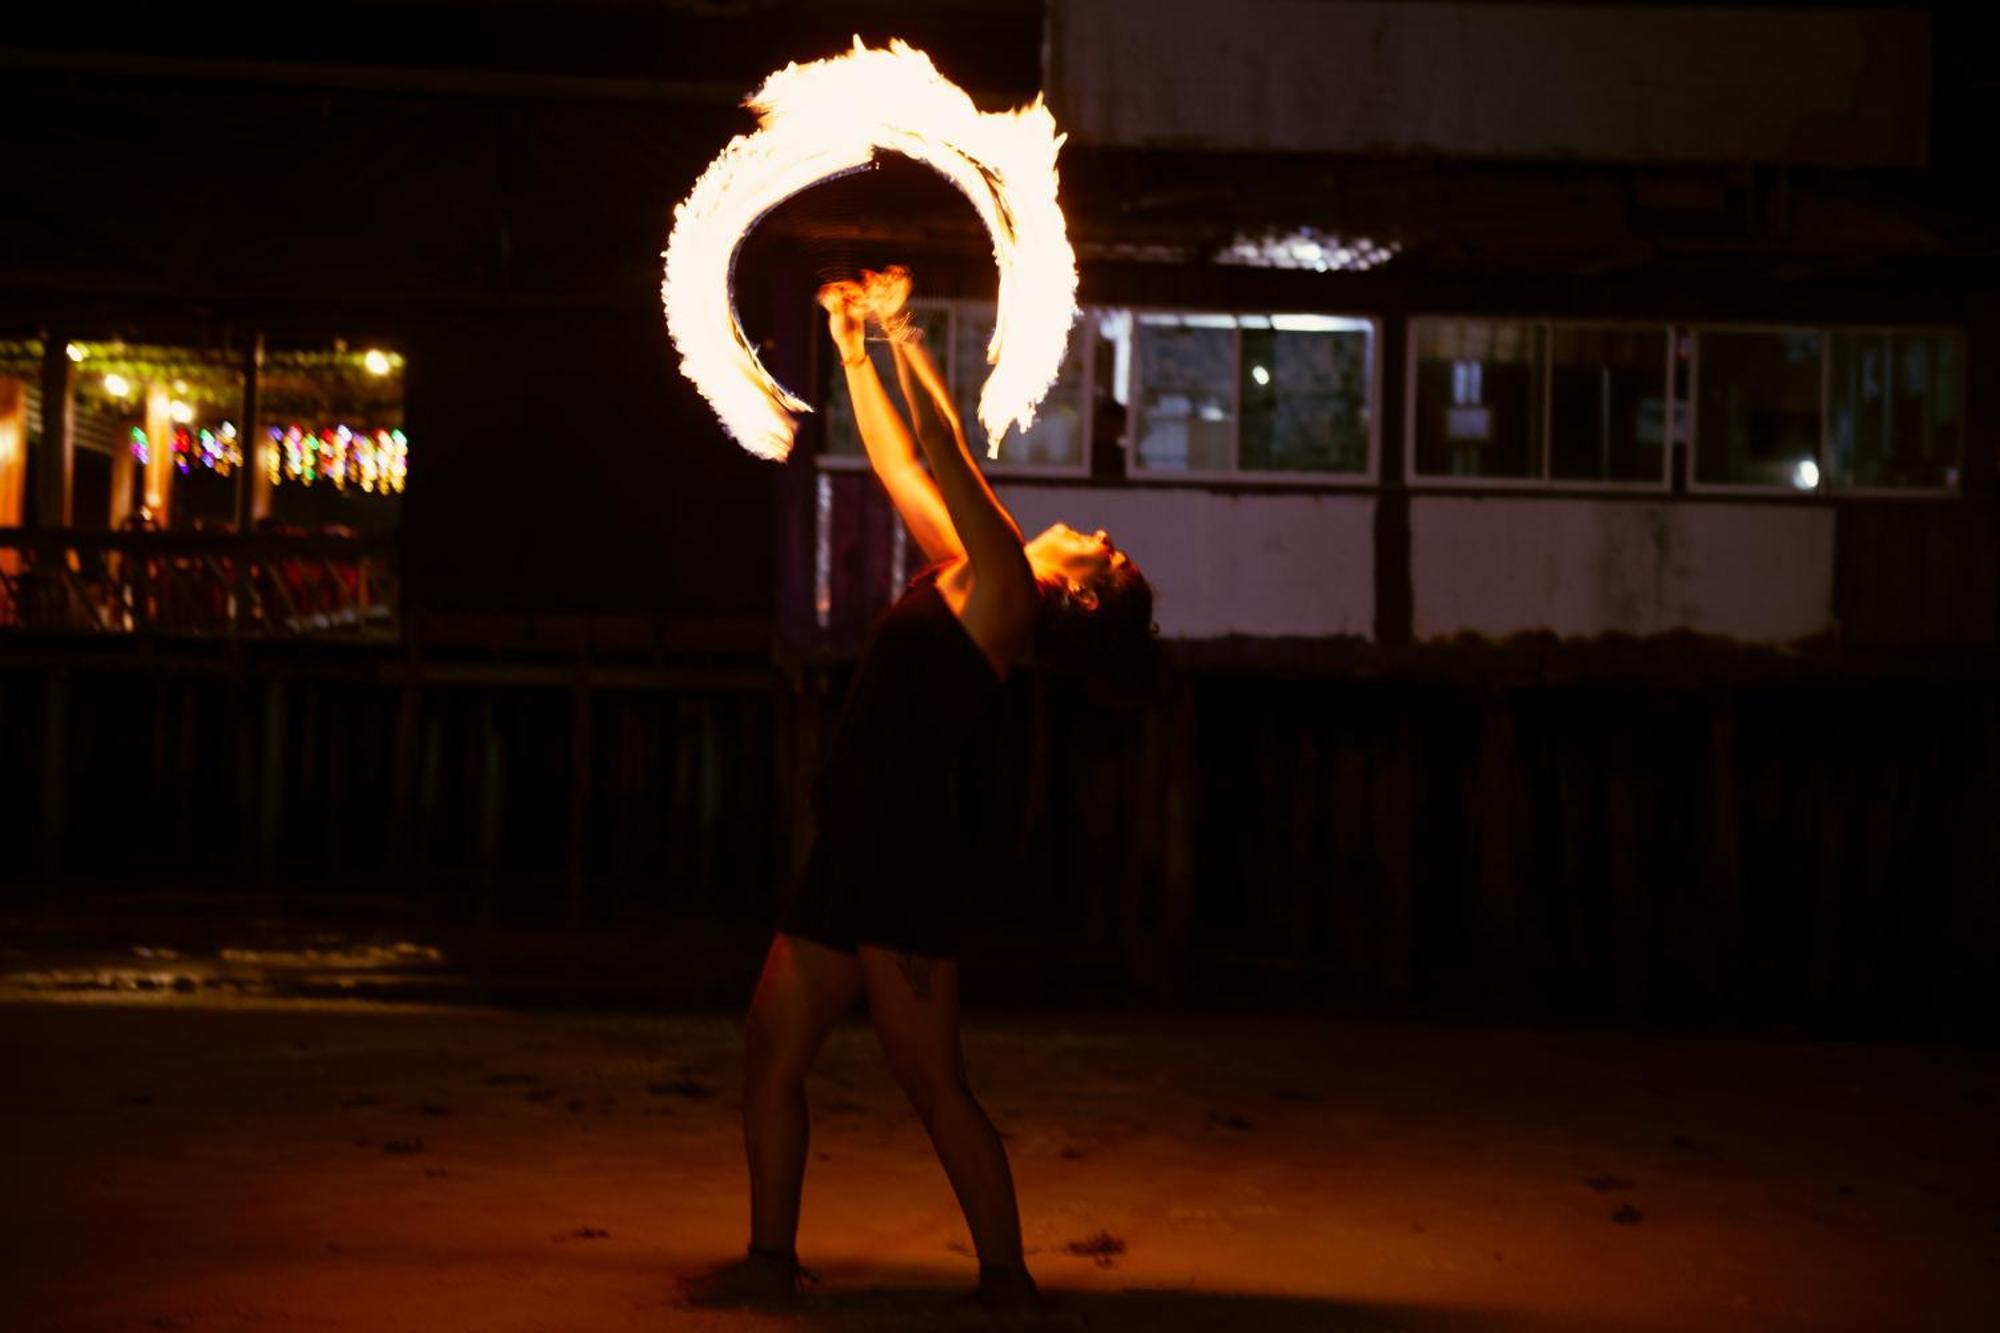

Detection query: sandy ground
(3, 984), (1997, 1332)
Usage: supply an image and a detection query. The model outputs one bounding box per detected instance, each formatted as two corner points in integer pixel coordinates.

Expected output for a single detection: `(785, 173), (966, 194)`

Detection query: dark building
(2, 1), (1993, 1034)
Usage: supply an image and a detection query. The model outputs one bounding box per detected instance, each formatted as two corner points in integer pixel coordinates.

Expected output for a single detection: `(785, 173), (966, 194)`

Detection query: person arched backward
(682, 266), (1155, 1310)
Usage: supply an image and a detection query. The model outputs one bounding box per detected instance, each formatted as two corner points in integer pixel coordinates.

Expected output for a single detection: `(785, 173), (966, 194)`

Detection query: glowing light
(103, 372), (132, 399)
(265, 423), (408, 494)
(66, 343), (87, 363)
(1792, 458), (1821, 490)
(1250, 365), (1271, 387)
(1216, 227), (1399, 273)
(363, 349), (392, 377)
(169, 400), (195, 425)
(663, 37), (1079, 460)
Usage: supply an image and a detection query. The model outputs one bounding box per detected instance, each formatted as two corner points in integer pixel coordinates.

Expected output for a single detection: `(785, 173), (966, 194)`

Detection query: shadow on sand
(721, 1267), (1630, 1333)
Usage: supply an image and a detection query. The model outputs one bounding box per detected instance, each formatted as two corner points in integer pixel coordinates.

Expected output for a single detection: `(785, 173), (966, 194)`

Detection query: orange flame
(663, 38), (1079, 460)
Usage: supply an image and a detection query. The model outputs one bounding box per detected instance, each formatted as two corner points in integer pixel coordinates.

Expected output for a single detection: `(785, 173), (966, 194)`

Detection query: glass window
(1239, 315), (1372, 474)
(1548, 326), (1669, 483)
(1411, 318), (1544, 479)
(256, 345), (408, 537)
(1133, 315), (1236, 472)
(68, 342), (244, 531)
(1693, 329), (1823, 489)
(819, 302), (951, 460)
(1121, 311), (1373, 476)
(951, 304), (1087, 467)
(1827, 332), (1961, 490)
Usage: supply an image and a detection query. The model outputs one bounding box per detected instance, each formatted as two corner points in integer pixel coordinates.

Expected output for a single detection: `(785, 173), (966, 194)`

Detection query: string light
(66, 343), (87, 363)
(362, 349), (393, 376)
(265, 424), (408, 494)
(103, 372), (132, 399)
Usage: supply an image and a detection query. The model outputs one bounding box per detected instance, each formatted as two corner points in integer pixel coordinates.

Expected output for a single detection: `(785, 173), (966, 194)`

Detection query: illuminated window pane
(1239, 318), (1371, 474)
(951, 304), (1087, 467)
(1827, 332), (1960, 490)
(819, 303), (949, 459)
(1412, 319), (1544, 479)
(1693, 330), (1822, 488)
(1549, 326), (1669, 483)
(1133, 316), (1235, 473)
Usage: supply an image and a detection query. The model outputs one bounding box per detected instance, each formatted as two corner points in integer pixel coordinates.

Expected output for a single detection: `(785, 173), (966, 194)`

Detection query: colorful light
(662, 37), (1079, 460)
(264, 424), (408, 494)
(169, 400), (195, 425)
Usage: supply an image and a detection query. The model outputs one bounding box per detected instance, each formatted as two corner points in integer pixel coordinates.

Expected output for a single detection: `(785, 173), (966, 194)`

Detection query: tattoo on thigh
(895, 952), (933, 1001)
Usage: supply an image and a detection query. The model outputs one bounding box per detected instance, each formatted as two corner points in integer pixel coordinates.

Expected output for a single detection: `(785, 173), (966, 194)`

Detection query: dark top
(781, 563), (1006, 955)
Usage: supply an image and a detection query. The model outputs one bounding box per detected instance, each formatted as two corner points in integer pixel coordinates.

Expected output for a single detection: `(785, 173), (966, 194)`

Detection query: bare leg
(860, 945), (1034, 1298)
(681, 933), (861, 1307)
(743, 933), (863, 1255)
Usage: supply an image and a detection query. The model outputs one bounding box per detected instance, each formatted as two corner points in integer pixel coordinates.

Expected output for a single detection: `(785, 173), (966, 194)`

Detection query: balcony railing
(0, 529), (398, 639)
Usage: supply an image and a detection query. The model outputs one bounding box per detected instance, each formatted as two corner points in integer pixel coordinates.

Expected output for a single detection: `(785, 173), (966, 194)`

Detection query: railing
(0, 529), (398, 639)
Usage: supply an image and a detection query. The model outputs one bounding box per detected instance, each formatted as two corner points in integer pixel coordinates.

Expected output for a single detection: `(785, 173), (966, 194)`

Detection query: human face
(1030, 522), (1128, 595)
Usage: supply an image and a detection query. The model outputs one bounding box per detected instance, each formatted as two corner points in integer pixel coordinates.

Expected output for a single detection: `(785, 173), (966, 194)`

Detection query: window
(1124, 311), (1374, 477)
(1410, 318), (1545, 481)
(1549, 326), (1671, 484)
(1827, 331), (1961, 491)
(820, 300), (1089, 471)
(1131, 314), (1236, 472)
(1691, 328), (1824, 490)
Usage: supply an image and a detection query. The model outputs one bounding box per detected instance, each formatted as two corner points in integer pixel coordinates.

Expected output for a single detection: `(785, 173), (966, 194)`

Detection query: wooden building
(1, 2), (1993, 1034)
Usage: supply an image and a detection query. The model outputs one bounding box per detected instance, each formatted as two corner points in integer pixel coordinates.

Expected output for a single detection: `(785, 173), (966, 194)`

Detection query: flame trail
(663, 38), (1078, 460)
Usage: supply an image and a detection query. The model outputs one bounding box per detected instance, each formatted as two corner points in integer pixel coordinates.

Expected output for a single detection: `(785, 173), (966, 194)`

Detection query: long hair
(1034, 560), (1162, 700)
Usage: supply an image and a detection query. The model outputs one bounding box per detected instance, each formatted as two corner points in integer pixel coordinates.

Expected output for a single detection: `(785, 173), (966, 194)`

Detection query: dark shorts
(777, 840), (965, 958)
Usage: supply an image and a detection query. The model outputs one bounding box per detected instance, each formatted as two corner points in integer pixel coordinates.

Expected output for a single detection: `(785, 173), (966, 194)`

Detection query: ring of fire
(662, 38), (1079, 462)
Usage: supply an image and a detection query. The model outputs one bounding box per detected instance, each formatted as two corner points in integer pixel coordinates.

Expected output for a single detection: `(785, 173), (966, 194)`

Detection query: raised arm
(819, 281), (962, 567)
(881, 303), (1037, 630)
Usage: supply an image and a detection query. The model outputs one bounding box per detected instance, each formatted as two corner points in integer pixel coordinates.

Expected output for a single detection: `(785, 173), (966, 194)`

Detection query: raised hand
(860, 265), (915, 343)
(817, 279), (870, 366)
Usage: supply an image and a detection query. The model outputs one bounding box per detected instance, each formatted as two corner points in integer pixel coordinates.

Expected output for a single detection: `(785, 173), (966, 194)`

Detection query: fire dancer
(684, 267), (1153, 1309)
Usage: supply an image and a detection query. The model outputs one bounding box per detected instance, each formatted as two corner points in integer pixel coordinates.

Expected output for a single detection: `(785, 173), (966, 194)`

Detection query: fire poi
(661, 38), (1079, 461)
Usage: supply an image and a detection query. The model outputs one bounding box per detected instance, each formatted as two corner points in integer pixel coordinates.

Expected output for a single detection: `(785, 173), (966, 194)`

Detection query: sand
(4, 987), (1996, 1332)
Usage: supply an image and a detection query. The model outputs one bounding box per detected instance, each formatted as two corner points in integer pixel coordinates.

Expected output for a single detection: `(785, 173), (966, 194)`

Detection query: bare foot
(677, 1248), (816, 1308)
(966, 1264), (1044, 1313)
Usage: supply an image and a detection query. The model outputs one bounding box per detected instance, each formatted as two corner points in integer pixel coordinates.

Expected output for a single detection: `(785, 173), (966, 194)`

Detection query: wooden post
(565, 660), (594, 914)
(232, 334), (265, 531)
(231, 334), (265, 633)
(0, 378), (27, 539)
(35, 336), (73, 527)
(143, 380), (174, 528)
(41, 668), (69, 881)
(1705, 697), (1745, 1016)
(1160, 675), (1200, 995)
(477, 693), (505, 904)
(258, 677), (287, 885)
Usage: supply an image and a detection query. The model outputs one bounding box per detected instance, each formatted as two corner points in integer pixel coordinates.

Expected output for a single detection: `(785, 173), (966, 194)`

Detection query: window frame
(1403, 315), (1676, 494)
(1685, 321), (1965, 499)
(814, 297), (1096, 480)
(1122, 305), (1382, 487)
(1684, 322), (1831, 498)
(1816, 323), (1965, 500)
